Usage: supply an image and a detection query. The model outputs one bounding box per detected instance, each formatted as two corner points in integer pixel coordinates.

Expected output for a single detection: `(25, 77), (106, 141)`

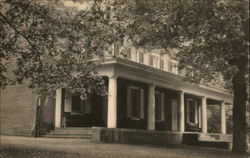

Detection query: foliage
(110, 0), (249, 153)
(207, 105), (221, 133)
(0, 0), (122, 98)
(1, 0), (249, 153)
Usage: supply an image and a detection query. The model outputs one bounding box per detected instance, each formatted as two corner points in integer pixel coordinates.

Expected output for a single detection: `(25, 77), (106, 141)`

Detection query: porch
(51, 57), (233, 147)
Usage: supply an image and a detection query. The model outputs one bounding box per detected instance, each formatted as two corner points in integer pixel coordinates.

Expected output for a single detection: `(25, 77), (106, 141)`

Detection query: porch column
(179, 91), (185, 132)
(201, 96), (207, 133)
(107, 75), (117, 128)
(221, 101), (226, 134)
(147, 84), (155, 130)
(55, 88), (62, 128)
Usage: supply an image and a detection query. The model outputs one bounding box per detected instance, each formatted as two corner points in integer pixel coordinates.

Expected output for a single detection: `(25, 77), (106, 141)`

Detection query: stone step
(51, 130), (92, 135)
(42, 128), (93, 139)
(55, 127), (92, 130)
(42, 134), (92, 139)
(48, 133), (92, 136)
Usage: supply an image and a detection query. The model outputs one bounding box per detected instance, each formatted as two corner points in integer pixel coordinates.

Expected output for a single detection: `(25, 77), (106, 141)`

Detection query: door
(171, 99), (178, 131)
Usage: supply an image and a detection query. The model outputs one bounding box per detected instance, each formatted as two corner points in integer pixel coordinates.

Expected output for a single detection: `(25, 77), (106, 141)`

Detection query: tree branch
(0, 12), (40, 54)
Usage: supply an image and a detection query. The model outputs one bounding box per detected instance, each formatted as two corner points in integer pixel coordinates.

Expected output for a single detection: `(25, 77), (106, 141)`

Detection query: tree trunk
(231, 59), (247, 154)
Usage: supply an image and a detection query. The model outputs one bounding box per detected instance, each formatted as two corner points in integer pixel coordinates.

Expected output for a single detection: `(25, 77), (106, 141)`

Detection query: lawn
(0, 136), (248, 158)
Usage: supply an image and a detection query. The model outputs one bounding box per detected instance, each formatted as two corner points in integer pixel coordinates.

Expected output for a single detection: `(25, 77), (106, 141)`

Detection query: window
(139, 51), (144, 63)
(155, 91), (165, 122)
(71, 94), (91, 114)
(126, 48), (132, 59)
(155, 57), (160, 68)
(127, 86), (144, 119)
(186, 99), (196, 123)
(114, 42), (119, 56)
(170, 61), (179, 74)
(185, 66), (194, 77)
(189, 101), (195, 123)
(72, 94), (82, 112)
(131, 89), (140, 118)
(149, 55), (153, 66)
(160, 59), (164, 70)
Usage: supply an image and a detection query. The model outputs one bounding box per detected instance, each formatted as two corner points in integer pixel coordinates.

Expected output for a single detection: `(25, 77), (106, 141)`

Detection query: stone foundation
(92, 127), (183, 146)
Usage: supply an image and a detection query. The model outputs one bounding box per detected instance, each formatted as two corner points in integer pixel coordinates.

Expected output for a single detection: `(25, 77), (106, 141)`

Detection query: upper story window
(155, 57), (160, 68)
(126, 47), (132, 59)
(185, 66), (194, 77)
(149, 54), (154, 66)
(114, 42), (120, 56)
(138, 51), (144, 63)
(160, 59), (164, 70)
(170, 60), (179, 74)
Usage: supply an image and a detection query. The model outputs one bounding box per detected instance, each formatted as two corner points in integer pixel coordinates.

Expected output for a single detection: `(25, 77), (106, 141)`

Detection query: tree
(0, 0), (121, 98)
(1, 0), (249, 154)
(109, 0), (249, 154)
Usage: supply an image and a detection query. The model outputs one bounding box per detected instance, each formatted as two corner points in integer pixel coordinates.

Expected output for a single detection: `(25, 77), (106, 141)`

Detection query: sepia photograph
(0, 0), (249, 158)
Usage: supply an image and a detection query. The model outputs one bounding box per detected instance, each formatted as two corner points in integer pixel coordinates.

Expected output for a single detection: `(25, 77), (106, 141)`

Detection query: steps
(42, 127), (92, 139)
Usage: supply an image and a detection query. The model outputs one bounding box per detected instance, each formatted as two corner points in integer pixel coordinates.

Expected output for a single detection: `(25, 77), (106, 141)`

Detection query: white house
(48, 44), (233, 148)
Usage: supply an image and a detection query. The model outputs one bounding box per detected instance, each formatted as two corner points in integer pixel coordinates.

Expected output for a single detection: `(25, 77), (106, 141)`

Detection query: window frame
(127, 86), (144, 120)
(139, 51), (144, 63)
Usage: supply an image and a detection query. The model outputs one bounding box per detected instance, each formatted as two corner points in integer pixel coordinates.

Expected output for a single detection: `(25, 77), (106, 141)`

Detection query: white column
(179, 91), (185, 132)
(221, 101), (226, 134)
(55, 88), (62, 128)
(201, 96), (207, 133)
(107, 76), (117, 128)
(147, 84), (155, 130)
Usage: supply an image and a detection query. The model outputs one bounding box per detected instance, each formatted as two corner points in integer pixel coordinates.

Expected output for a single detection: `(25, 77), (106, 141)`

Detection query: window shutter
(186, 99), (190, 122)
(160, 93), (165, 121)
(140, 88), (144, 119)
(194, 100), (198, 124)
(127, 87), (132, 118)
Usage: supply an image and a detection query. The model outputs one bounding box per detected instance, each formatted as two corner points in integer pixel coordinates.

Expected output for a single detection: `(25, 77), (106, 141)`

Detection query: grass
(0, 136), (249, 158)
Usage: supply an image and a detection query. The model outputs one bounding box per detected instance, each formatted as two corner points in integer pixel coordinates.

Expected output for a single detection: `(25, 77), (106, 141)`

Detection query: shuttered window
(127, 48), (132, 59)
(72, 94), (81, 112)
(155, 91), (165, 122)
(186, 98), (195, 123)
(149, 55), (153, 66)
(127, 86), (145, 119)
(139, 51), (144, 63)
(140, 89), (145, 119)
(160, 59), (164, 70)
(131, 89), (140, 118)
(127, 86), (132, 117)
(160, 93), (165, 121)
